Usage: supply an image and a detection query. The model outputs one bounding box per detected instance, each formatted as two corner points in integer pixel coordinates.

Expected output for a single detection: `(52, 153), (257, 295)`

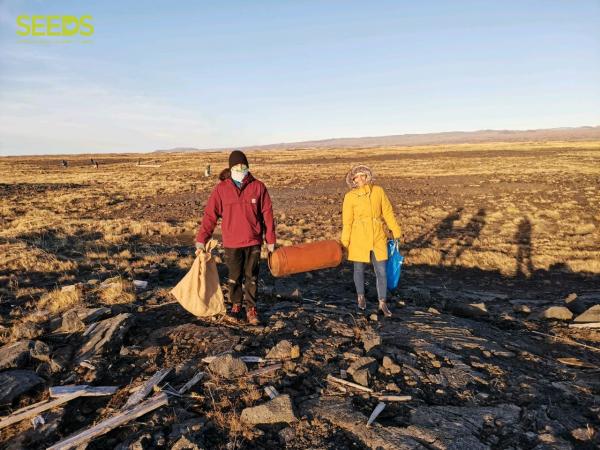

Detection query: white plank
(47, 393), (168, 450)
(178, 371), (206, 394)
(326, 374), (373, 393)
(0, 392), (82, 430)
(50, 385), (118, 398)
(123, 368), (171, 409)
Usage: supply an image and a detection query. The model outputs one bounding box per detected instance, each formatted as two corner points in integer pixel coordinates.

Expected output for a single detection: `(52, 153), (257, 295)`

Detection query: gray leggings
(353, 252), (387, 300)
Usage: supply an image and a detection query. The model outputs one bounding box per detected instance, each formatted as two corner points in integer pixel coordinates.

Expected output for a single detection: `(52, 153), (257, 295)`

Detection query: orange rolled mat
(268, 240), (343, 277)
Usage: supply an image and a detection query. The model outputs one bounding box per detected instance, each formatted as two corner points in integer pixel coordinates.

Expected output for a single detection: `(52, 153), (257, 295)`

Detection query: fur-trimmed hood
(345, 165), (373, 189)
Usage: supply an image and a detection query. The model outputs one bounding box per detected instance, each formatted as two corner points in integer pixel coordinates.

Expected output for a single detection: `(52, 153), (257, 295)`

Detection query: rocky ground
(0, 259), (599, 449)
(0, 143), (599, 449)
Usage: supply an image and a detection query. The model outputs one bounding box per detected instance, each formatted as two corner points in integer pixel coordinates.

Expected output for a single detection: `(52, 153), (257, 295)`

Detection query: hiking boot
(229, 304), (243, 321)
(246, 307), (259, 326)
(357, 294), (366, 311)
(378, 299), (392, 318)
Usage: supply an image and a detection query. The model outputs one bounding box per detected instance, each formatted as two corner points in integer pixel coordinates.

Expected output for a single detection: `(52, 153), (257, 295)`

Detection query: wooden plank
(376, 395), (412, 402)
(247, 364), (282, 377)
(0, 392), (82, 430)
(569, 322), (600, 329)
(123, 368), (171, 409)
(50, 385), (118, 398)
(530, 330), (600, 352)
(47, 392), (168, 450)
(326, 374), (373, 393)
(178, 371), (206, 394)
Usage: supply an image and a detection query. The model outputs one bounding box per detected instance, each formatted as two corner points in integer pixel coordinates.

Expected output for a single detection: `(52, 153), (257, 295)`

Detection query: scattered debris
(326, 374), (374, 393)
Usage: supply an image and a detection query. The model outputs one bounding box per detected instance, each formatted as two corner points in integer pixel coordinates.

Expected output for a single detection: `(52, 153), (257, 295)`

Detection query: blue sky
(0, 0), (599, 155)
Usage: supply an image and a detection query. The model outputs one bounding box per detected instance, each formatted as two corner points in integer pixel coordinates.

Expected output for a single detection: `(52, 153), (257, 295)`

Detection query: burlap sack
(171, 240), (225, 317)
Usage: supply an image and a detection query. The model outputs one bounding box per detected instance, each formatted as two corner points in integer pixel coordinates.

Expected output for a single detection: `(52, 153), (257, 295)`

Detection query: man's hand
(266, 243), (275, 253)
(195, 242), (205, 256)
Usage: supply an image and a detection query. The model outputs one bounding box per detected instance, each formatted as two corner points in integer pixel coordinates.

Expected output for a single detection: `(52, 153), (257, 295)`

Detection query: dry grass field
(0, 141), (599, 449)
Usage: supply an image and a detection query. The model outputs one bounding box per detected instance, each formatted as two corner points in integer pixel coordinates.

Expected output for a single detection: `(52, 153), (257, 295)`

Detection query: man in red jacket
(195, 150), (276, 325)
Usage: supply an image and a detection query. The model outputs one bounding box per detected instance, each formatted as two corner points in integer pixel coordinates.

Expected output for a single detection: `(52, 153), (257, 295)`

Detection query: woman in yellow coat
(341, 165), (401, 316)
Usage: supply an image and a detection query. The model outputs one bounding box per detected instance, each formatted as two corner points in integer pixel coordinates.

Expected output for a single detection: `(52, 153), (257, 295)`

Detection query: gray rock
(171, 435), (201, 450)
(360, 327), (381, 352)
(539, 306), (573, 321)
(266, 340), (300, 360)
(279, 426), (296, 443)
(348, 356), (377, 386)
(382, 356), (402, 375)
(76, 313), (133, 363)
(61, 309), (85, 332)
(449, 302), (489, 319)
(0, 340), (50, 370)
(0, 369), (44, 404)
(208, 354), (247, 379)
(573, 304), (600, 323)
(241, 394), (297, 425)
(513, 304), (531, 314)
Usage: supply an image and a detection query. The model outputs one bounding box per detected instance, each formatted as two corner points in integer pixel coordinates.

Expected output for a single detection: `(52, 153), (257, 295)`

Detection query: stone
(360, 327), (381, 352)
(565, 293), (599, 315)
(278, 426), (296, 443)
(348, 357), (377, 386)
(0, 369), (44, 404)
(573, 304), (600, 323)
(571, 427), (595, 442)
(208, 354), (247, 379)
(241, 394), (297, 425)
(369, 314), (379, 322)
(61, 309), (85, 332)
(449, 302), (489, 318)
(171, 435), (201, 450)
(266, 340), (300, 360)
(382, 356), (402, 374)
(539, 306), (573, 321)
(513, 304), (531, 314)
(76, 313), (133, 363)
(0, 340), (50, 370)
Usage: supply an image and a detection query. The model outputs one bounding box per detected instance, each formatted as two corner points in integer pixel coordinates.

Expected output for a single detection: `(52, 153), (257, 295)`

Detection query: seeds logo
(16, 15), (94, 40)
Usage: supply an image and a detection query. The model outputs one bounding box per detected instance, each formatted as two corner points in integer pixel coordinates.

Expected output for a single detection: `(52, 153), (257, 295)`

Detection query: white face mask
(231, 166), (249, 183)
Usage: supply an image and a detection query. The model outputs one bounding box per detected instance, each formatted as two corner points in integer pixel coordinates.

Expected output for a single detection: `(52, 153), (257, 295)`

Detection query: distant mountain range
(155, 125), (600, 153)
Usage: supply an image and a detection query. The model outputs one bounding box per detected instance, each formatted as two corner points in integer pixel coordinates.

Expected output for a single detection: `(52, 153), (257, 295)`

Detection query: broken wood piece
(50, 385), (117, 398)
(530, 330), (600, 353)
(569, 322), (600, 329)
(202, 355), (264, 364)
(366, 401), (386, 427)
(326, 374), (374, 393)
(247, 364), (282, 377)
(557, 357), (599, 369)
(0, 392), (82, 430)
(178, 371), (206, 394)
(375, 395), (412, 402)
(264, 386), (279, 399)
(123, 368), (171, 409)
(47, 392), (168, 450)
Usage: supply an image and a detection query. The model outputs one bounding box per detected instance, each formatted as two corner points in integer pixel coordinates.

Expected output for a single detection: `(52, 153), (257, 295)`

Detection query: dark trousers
(224, 245), (261, 308)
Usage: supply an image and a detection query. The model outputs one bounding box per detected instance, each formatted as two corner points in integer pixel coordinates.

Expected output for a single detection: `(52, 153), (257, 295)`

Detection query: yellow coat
(341, 184), (401, 263)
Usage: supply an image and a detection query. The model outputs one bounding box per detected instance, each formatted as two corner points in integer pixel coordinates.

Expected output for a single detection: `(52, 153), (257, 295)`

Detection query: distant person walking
(195, 150), (276, 325)
(341, 165), (401, 317)
(61, 159), (68, 168)
(204, 164), (211, 177)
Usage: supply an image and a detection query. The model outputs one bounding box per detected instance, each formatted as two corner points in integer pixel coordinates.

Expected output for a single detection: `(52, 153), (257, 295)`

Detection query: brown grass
(97, 277), (136, 305)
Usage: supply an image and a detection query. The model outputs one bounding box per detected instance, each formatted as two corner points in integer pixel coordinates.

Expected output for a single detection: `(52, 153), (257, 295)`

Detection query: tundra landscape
(0, 139), (599, 449)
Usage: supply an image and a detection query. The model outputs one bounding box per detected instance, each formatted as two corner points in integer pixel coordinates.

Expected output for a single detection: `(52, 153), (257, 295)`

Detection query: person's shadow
(514, 217), (533, 278)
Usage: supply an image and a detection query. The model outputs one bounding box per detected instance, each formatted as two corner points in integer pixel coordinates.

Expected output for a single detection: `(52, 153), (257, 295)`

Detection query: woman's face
(354, 173), (367, 187)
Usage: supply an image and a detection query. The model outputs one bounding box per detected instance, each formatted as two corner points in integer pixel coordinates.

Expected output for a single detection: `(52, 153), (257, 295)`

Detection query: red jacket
(196, 172), (276, 248)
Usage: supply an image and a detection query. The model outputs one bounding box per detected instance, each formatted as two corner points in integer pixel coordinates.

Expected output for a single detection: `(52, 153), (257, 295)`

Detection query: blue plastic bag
(386, 240), (404, 291)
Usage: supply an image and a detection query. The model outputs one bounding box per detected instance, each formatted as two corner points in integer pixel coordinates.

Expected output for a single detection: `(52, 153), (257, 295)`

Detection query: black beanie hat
(228, 150), (249, 169)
